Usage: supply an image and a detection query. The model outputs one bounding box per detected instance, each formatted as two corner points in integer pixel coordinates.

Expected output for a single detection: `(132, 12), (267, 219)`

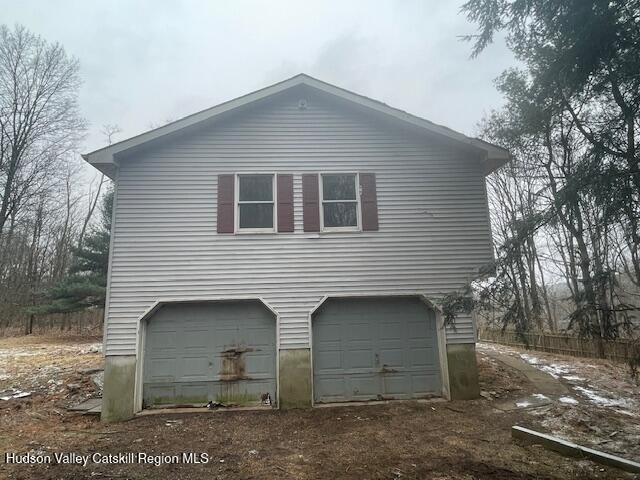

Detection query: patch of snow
(532, 393), (550, 400)
(516, 400), (533, 407)
(520, 353), (540, 364)
(0, 388), (32, 400)
(477, 343), (504, 352)
(513, 350), (583, 382)
(0, 350), (40, 358)
(562, 375), (585, 382)
(80, 343), (102, 354)
(573, 386), (633, 408)
(538, 364), (571, 379)
(0, 343), (102, 360)
(559, 396), (579, 405)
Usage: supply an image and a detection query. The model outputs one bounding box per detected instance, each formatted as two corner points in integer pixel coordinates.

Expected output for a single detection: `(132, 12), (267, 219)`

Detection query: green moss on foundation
(279, 349), (312, 409)
(446, 344), (480, 400)
(101, 356), (136, 422)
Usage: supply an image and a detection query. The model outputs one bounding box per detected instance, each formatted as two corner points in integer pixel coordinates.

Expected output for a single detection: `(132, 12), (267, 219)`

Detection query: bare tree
(0, 24), (85, 333)
(77, 124), (119, 248)
(0, 24), (85, 239)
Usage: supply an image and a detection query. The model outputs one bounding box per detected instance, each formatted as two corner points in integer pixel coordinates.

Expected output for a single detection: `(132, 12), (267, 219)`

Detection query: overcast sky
(4, 0), (515, 153)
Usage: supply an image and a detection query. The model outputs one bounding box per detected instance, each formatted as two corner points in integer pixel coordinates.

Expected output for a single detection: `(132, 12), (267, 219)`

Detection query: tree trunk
(25, 314), (34, 335)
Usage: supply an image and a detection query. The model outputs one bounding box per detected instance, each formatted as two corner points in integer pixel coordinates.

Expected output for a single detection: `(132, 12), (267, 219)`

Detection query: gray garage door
(313, 297), (441, 403)
(143, 301), (276, 407)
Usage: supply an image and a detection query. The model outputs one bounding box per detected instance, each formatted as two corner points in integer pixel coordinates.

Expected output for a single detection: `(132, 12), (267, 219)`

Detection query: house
(82, 74), (509, 422)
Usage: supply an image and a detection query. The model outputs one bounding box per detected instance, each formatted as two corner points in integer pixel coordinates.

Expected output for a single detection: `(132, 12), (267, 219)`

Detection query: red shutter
(217, 174), (235, 233)
(277, 174), (294, 232)
(360, 173), (379, 231)
(302, 173), (320, 232)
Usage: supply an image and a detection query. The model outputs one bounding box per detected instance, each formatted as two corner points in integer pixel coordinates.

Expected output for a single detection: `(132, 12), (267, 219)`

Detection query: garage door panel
(216, 327), (242, 344)
(179, 383), (210, 402)
(379, 340), (405, 351)
(315, 322), (342, 341)
(144, 384), (176, 403)
(382, 374), (411, 397)
(179, 356), (210, 381)
(244, 331), (275, 349)
(182, 328), (211, 348)
(379, 321), (403, 339)
(412, 372), (440, 394)
(144, 301), (276, 407)
(379, 348), (404, 367)
(411, 374), (430, 394)
(407, 346), (433, 367)
(145, 358), (178, 383)
(315, 338), (341, 351)
(378, 332), (405, 345)
(146, 359), (176, 382)
(313, 298), (441, 403)
(346, 322), (374, 342)
(314, 376), (347, 400)
(348, 374), (380, 398)
(149, 330), (178, 351)
(220, 379), (274, 399)
(346, 340), (374, 353)
(408, 318), (429, 336)
(345, 349), (374, 370)
(244, 352), (276, 377)
(315, 349), (342, 371)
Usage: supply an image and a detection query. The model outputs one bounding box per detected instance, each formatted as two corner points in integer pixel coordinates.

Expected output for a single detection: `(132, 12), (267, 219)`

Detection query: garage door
(313, 297), (441, 403)
(143, 301), (276, 407)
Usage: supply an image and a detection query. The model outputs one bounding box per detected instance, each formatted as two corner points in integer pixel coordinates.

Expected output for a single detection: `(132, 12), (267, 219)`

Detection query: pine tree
(35, 189), (113, 313)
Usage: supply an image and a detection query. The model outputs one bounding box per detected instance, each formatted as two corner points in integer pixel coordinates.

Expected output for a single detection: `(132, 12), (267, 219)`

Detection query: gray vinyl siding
(105, 89), (491, 355)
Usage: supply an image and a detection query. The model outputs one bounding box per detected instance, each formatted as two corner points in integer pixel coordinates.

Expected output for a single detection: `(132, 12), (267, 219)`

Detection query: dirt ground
(0, 336), (639, 480)
(478, 342), (640, 462)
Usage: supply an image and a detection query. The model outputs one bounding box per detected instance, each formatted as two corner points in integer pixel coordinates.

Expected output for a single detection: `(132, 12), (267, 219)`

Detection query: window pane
(239, 203), (273, 229)
(239, 175), (273, 201)
(322, 174), (356, 200)
(323, 202), (357, 228)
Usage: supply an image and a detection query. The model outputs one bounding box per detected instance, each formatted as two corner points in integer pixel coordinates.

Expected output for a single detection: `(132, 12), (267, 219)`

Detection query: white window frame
(235, 173), (276, 233)
(319, 172), (361, 232)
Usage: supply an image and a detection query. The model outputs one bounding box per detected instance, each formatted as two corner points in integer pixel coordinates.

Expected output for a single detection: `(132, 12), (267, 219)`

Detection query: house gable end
(84, 75), (509, 177)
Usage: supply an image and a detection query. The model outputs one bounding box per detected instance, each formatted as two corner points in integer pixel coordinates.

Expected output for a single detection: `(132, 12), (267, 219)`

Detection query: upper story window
(237, 174), (275, 232)
(320, 173), (359, 230)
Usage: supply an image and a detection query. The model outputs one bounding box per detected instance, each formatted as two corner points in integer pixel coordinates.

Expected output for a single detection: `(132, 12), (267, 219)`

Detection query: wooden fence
(479, 328), (639, 363)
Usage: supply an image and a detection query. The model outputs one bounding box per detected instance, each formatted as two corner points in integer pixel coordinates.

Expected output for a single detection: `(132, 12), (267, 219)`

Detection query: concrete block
(101, 355), (136, 422)
(278, 349), (312, 409)
(512, 426), (640, 473)
(446, 343), (480, 400)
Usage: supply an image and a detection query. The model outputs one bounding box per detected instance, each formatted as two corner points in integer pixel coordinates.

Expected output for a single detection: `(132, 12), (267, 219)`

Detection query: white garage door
(143, 301), (276, 407)
(313, 297), (441, 403)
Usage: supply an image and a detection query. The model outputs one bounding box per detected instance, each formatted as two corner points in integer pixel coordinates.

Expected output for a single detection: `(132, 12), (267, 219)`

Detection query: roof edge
(82, 73), (510, 177)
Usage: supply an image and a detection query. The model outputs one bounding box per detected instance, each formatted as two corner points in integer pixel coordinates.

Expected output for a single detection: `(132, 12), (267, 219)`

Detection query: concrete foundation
(278, 349), (312, 409)
(101, 344), (479, 420)
(101, 355), (136, 422)
(446, 343), (480, 400)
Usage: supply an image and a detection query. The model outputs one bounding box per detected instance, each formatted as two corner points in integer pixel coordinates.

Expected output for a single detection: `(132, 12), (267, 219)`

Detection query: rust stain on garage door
(219, 345), (255, 381)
